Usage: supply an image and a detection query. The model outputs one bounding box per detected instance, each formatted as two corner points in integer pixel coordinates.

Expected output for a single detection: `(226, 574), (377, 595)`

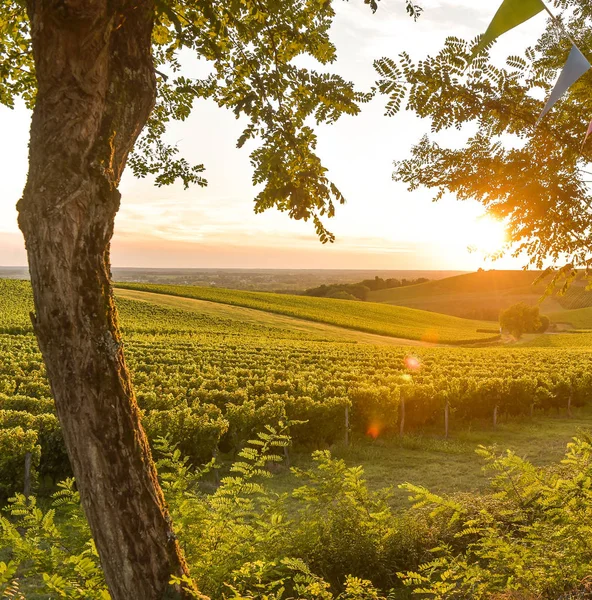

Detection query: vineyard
(114, 281), (499, 344)
(2, 279), (592, 498)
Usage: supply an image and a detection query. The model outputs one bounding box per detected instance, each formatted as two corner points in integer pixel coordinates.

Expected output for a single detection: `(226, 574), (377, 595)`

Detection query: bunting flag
(472, 0), (545, 59)
(537, 45), (591, 125)
(582, 119), (592, 150)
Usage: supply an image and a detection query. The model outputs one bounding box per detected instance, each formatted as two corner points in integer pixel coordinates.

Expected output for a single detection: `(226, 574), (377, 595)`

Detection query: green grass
(518, 332), (592, 348)
(368, 270), (592, 319)
(268, 409), (592, 507)
(115, 282), (499, 344)
(548, 306), (592, 329)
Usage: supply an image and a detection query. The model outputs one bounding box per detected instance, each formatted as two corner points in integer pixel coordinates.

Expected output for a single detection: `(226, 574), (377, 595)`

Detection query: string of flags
(472, 0), (591, 145)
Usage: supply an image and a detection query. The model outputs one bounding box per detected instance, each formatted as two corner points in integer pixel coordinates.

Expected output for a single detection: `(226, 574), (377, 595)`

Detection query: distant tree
(500, 303), (543, 338)
(327, 290), (358, 300)
(1, 1), (422, 597)
(538, 314), (551, 333)
(305, 277), (429, 300)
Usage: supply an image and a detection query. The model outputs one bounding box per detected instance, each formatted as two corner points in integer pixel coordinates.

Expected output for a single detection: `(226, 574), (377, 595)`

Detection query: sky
(0, 1), (550, 270)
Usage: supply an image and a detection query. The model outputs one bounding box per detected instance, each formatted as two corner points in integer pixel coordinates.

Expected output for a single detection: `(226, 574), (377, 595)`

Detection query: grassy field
(368, 270), (592, 319)
(548, 306), (592, 329)
(518, 332), (592, 348)
(115, 282), (499, 344)
(268, 409), (592, 507)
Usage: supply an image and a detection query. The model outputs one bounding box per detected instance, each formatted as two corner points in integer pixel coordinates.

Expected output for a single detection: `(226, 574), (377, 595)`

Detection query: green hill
(0, 279), (497, 345)
(115, 282), (499, 344)
(368, 270), (592, 320)
(547, 306), (592, 330)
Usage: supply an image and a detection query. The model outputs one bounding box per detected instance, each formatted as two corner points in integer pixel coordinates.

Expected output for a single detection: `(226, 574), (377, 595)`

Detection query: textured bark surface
(18, 2), (194, 598)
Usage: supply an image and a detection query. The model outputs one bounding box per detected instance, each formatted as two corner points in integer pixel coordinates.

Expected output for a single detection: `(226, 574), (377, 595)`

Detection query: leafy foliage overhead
(0, 0), (419, 243)
(375, 0), (592, 277)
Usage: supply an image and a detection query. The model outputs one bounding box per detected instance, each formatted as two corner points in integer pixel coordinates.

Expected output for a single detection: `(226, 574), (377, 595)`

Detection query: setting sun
(470, 216), (507, 255)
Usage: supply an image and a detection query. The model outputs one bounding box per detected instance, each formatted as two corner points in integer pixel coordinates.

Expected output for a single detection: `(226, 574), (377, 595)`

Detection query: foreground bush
(2, 428), (592, 598)
(399, 434), (592, 598)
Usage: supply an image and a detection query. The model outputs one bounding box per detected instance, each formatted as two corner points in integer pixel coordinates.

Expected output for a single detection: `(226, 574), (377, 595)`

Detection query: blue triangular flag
(537, 45), (591, 125)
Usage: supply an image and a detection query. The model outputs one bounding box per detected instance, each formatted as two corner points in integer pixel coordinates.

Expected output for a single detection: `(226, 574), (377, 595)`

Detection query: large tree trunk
(18, 2), (194, 599)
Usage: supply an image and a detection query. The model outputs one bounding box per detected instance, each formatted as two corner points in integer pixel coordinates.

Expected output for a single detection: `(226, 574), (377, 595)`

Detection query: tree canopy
(0, 0), (422, 244)
(499, 302), (548, 338)
(375, 0), (592, 284)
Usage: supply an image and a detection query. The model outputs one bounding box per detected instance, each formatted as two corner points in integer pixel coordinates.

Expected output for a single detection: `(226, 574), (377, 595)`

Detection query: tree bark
(18, 3), (194, 598)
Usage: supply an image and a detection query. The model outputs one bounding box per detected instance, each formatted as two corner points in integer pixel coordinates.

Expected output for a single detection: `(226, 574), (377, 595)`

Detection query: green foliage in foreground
(3, 428), (592, 599)
(115, 282), (498, 344)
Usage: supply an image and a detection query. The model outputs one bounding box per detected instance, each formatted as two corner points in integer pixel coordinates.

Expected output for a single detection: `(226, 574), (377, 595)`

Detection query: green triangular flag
(472, 0), (545, 59)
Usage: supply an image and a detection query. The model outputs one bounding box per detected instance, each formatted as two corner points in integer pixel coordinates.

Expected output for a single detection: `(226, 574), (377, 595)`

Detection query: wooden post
(345, 405), (349, 446)
(24, 452), (32, 502)
(213, 446), (220, 487)
(399, 396), (406, 437)
(283, 444), (291, 467)
(568, 385), (573, 418)
(530, 403), (534, 418)
(493, 405), (498, 430)
(444, 401), (449, 439)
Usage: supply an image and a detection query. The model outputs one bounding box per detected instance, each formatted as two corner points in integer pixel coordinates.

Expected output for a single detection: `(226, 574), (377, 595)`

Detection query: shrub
(400, 436), (592, 598)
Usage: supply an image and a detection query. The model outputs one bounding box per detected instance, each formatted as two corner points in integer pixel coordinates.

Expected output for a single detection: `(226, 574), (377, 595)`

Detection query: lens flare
(367, 423), (382, 439)
(404, 355), (421, 372)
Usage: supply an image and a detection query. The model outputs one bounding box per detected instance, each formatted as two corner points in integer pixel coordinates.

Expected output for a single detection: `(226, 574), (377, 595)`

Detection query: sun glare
(471, 216), (507, 255)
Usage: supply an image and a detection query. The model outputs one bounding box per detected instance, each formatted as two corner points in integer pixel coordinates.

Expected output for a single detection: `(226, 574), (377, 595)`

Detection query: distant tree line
(303, 276), (429, 301)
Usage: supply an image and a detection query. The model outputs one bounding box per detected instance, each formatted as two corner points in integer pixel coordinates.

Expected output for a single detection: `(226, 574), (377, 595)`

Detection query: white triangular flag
(538, 45), (591, 125)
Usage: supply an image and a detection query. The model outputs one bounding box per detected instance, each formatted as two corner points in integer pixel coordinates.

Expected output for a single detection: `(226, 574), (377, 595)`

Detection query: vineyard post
(283, 444), (291, 467)
(345, 405), (350, 446)
(399, 395), (406, 437)
(444, 401), (449, 439)
(23, 452), (32, 501)
(568, 384), (573, 418)
(213, 446), (220, 486)
(493, 405), (498, 430)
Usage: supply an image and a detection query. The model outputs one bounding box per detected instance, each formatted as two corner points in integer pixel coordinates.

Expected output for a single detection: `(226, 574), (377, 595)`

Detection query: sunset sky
(0, 1), (549, 270)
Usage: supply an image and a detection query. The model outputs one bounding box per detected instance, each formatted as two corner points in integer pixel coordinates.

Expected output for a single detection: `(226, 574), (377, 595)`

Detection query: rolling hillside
(0, 279), (426, 346)
(368, 270), (592, 320)
(547, 306), (592, 330)
(115, 282), (499, 344)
